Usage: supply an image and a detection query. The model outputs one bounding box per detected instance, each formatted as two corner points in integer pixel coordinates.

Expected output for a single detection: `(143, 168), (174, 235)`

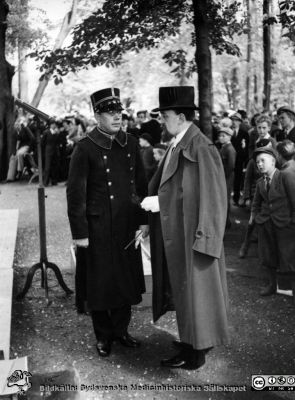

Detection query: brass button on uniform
(106, 168), (110, 173)
(130, 180), (134, 184)
(108, 182), (112, 186)
(103, 155), (107, 160)
(127, 153), (131, 158)
(130, 167), (133, 171)
(110, 195), (114, 200)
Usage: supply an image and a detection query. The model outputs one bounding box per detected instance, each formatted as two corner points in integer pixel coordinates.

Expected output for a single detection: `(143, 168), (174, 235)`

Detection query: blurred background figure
(139, 133), (156, 181)
(218, 127), (236, 228)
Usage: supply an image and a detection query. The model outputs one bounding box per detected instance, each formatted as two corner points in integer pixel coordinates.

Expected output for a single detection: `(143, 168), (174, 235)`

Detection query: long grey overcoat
(149, 124), (230, 350)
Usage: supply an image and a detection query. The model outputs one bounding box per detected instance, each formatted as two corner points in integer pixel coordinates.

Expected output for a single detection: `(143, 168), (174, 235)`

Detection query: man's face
(256, 153), (275, 175)
(96, 110), (122, 134)
(231, 118), (241, 130)
(257, 121), (270, 138)
(278, 112), (292, 130)
(160, 110), (182, 136)
(137, 113), (146, 125)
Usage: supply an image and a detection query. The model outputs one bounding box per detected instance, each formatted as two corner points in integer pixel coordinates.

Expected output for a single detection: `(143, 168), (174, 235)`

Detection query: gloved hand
(141, 196), (160, 213)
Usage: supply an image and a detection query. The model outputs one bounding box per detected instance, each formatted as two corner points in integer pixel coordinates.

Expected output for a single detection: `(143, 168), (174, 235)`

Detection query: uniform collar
(87, 127), (127, 149)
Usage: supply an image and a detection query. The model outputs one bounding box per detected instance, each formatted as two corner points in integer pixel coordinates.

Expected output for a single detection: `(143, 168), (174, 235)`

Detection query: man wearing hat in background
(218, 127), (236, 228)
(230, 112), (250, 206)
(139, 133), (157, 181)
(140, 111), (163, 145)
(141, 86), (229, 370)
(250, 145), (295, 296)
(67, 88), (148, 357)
(276, 106), (295, 143)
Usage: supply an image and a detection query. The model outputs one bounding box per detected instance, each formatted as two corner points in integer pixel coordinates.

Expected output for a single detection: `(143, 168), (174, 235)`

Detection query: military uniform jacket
(67, 128), (148, 310)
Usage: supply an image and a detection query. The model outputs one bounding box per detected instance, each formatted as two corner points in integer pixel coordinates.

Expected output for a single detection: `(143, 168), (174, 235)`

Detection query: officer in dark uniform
(67, 88), (148, 357)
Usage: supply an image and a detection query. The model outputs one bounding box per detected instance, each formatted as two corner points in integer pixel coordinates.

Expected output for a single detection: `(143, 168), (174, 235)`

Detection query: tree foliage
(33, 0), (246, 83)
(6, 0), (49, 53)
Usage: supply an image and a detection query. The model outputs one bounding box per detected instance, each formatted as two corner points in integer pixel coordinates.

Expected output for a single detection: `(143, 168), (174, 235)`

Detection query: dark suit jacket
(252, 168), (295, 227)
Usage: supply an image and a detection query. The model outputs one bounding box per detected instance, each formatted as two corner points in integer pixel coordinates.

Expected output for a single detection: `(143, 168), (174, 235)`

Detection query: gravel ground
(1, 181), (294, 400)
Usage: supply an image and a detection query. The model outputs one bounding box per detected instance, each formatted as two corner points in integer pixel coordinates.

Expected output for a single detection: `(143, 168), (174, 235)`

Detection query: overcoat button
(127, 153), (131, 157)
(196, 230), (203, 238)
(130, 167), (133, 171)
(110, 195), (114, 199)
(108, 182), (112, 186)
(130, 180), (134, 184)
(103, 155), (107, 160)
(106, 168), (110, 173)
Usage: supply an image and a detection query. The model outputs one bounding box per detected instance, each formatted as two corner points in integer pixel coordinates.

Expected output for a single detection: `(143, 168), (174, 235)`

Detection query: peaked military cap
(91, 88), (123, 113)
(153, 86), (198, 112)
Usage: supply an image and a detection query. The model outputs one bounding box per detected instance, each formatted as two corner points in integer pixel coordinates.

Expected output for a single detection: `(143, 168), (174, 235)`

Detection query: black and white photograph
(0, 0), (295, 399)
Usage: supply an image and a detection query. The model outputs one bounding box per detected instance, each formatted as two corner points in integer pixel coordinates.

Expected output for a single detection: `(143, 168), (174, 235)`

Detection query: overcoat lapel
(159, 125), (197, 188)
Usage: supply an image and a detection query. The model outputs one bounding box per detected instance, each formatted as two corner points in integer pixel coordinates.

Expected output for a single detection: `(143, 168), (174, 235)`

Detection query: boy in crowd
(256, 115), (277, 149)
(250, 145), (295, 296)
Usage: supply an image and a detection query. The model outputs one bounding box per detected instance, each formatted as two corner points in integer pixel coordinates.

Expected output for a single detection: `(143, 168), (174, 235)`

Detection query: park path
(0, 181), (294, 400)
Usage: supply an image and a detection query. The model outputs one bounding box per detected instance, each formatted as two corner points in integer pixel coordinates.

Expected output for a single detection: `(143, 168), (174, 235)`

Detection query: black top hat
(276, 106), (295, 117)
(153, 86), (198, 112)
(91, 88), (123, 113)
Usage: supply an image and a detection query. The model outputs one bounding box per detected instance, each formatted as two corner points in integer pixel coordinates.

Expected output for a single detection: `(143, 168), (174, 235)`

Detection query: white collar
(172, 124), (192, 148)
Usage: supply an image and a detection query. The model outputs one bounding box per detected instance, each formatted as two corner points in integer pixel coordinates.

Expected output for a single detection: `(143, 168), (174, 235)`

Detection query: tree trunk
(0, 0), (15, 180)
(192, 0), (212, 138)
(18, 44), (29, 102)
(31, 0), (77, 108)
(263, 0), (271, 111)
(245, 0), (252, 114)
(231, 66), (239, 110)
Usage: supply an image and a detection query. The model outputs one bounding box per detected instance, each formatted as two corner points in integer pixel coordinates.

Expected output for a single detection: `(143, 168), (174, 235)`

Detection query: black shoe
(161, 350), (206, 370)
(172, 339), (184, 348)
(117, 333), (140, 348)
(96, 339), (112, 357)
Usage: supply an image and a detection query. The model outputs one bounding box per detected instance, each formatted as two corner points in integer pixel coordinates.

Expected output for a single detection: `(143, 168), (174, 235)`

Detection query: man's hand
(73, 238), (89, 247)
(141, 196), (160, 213)
(139, 225), (149, 238)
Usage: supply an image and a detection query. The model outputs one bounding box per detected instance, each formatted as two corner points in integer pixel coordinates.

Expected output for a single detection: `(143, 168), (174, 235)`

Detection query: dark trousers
(257, 219), (295, 289)
(233, 156), (245, 203)
(91, 305), (131, 340)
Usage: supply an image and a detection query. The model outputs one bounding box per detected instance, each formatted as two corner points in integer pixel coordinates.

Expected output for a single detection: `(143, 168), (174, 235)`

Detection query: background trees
(2, 0), (295, 175)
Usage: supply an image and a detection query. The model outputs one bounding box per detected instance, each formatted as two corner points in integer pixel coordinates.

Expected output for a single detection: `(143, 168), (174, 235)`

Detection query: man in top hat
(230, 112), (250, 206)
(276, 106), (295, 143)
(250, 145), (295, 296)
(141, 86), (229, 369)
(67, 88), (148, 357)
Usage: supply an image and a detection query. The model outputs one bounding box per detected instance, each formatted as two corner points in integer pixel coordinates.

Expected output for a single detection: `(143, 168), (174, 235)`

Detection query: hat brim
(253, 147), (277, 160)
(152, 105), (198, 112)
(277, 108), (295, 117)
